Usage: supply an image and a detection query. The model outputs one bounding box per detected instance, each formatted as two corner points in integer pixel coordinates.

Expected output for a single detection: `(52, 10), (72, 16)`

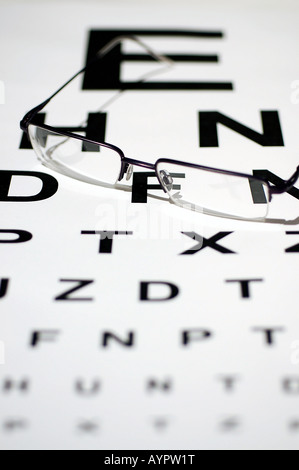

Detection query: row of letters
(19, 111), (285, 150)
(0, 230), (299, 253)
(0, 278), (295, 301)
(1, 377), (299, 394)
(1, 168), (299, 204)
(2, 417), (299, 435)
(4, 328), (294, 348)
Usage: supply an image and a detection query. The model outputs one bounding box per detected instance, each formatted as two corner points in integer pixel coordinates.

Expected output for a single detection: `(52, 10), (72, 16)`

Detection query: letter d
(0, 170), (58, 202)
(140, 281), (179, 301)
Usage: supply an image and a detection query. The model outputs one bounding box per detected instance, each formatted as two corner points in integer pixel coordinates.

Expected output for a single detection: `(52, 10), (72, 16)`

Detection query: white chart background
(0, 0), (298, 450)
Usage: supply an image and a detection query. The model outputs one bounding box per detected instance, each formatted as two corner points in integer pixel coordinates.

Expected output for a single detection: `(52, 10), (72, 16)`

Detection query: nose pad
(126, 164), (134, 181)
(159, 170), (173, 192)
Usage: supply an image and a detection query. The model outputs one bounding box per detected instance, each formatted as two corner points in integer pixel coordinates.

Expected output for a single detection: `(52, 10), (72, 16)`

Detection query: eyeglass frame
(20, 35), (299, 215)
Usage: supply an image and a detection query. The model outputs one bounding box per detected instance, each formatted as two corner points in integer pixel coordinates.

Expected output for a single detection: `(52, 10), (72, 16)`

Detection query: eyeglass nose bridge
(126, 164), (134, 181)
(159, 169), (174, 192)
(118, 162), (132, 181)
(118, 158), (158, 182)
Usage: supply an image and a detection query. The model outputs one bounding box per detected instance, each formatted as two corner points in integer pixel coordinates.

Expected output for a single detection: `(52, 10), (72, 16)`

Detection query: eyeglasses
(20, 35), (299, 221)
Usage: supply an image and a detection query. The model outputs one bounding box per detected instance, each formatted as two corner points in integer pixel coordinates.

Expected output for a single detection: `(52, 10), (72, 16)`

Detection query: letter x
(180, 231), (236, 255)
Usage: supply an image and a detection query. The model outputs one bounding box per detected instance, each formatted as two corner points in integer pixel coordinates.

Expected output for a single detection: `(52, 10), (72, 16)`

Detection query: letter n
(199, 111), (284, 147)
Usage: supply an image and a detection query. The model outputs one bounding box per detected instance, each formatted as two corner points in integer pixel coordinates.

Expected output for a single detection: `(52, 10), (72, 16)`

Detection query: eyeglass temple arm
(20, 35), (173, 132)
(19, 54), (99, 131)
(268, 165), (299, 196)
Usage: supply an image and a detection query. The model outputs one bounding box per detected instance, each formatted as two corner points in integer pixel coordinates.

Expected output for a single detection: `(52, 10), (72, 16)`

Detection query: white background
(0, 0), (298, 450)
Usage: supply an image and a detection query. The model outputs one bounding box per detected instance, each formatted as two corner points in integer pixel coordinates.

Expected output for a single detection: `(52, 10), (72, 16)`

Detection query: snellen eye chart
(0, 0), (298, 451)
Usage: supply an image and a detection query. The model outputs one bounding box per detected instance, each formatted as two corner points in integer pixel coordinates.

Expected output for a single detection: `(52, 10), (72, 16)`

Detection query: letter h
(20, 112), (106, 150)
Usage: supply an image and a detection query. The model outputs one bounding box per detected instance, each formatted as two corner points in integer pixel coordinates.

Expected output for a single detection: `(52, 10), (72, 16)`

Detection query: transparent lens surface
(28, 125), (122, 185)
(156, 162), (270, 219)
